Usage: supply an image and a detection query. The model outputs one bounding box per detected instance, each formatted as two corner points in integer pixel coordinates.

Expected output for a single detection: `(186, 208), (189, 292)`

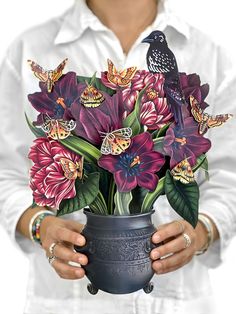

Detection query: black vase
(74, 210), (157, 295)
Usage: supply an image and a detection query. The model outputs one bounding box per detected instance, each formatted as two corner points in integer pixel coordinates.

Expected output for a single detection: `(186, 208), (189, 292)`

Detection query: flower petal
(114, 170), (137, 192)
(136, 173), (158, 191)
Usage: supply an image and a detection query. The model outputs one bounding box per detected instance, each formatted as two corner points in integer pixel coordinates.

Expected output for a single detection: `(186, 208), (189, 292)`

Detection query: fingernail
(77, 256), (84, 263)
(153, 234), (161, 243)
(154, 262), (162, 272)
(76, 236), (85, 246)
(76, 269), (81, 277)
(152, 251), (160, 260)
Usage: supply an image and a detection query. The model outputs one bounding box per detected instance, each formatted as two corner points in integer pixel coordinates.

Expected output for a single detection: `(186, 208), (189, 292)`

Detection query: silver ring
(48, 255), (56, 265)
(183, 233), (192, 248)
(49, 242), (58, 255)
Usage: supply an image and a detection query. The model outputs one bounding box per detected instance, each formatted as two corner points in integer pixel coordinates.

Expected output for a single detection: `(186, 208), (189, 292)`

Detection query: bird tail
(165, 85), (185, 128)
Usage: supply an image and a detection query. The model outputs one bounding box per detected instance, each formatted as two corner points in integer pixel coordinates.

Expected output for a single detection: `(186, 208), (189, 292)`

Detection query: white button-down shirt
(0, 0), (236, 313)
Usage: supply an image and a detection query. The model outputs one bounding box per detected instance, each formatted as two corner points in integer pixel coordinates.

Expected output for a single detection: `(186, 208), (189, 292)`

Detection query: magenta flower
(98, 132), (165, 192)
(122, 70), (166, 114)
(163, 117), (211, 168)
(140, 100), (173, 130)
(179, 73), (210, 118)
(28, 72), (84, 124)
(28, 137), (82, 209)
(64, 90), (124, 146)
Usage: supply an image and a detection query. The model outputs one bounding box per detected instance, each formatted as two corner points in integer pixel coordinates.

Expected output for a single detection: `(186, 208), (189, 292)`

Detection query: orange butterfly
(190, 95), (233, 135)
(171, 158), (195, 184)
(27, 58), (68, 93)
(60, 157), (84, 180)
(107, 59), (137, 87)
(80, 83), (105, 108)
(40, 115), (76, 140)
(100, 128), (132, 155)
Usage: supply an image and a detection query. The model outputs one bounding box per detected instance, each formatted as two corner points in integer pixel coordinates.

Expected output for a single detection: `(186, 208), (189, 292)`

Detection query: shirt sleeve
(0, 50), (36, 254)
(196, 46), (236, 268)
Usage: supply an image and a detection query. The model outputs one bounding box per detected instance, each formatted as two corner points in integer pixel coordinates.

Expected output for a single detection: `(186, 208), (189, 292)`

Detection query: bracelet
(195, 213), (214, 255)
(29, 210), (54, 245)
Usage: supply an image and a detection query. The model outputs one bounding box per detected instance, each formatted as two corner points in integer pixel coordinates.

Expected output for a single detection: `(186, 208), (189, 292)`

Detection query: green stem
(108, 179), (116, 215)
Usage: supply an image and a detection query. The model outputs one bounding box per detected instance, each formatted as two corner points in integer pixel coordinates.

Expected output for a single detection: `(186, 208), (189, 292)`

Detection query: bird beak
(141, 37), (154, 43)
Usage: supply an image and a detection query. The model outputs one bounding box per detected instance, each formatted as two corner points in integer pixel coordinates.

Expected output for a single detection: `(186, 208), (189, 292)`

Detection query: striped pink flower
(28, 138), (82, 209)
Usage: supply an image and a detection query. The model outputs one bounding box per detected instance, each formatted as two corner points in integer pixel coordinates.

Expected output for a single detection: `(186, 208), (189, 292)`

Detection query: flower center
(146, 88), (158, 100)
(57, 97), (67, 109)
(130, 156), (141, 168)
(175, 137), (187, 146)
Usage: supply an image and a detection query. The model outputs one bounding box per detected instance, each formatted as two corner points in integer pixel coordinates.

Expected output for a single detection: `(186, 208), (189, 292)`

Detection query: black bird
(142, 30), (185, 128)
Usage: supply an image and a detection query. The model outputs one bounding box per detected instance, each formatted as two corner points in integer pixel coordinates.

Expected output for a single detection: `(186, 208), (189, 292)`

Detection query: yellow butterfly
(190, 95), (233, 135)
(100, 128), (132, 155)
(107, 59), (137, 87)
(27, 58), (68, 93)
(40, 115), (76, 140)
(60, 157), (84, 180)
(80, 83), (105, 108)
(171, 158), (195, 184)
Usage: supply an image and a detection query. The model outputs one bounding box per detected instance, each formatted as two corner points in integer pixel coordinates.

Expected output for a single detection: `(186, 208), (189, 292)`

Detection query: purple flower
(65, 90), (124, 146)
(98, 132), (165, 192)
(179, 73), (210, 117)
(28, 72), (84, 123)
(164, 117), (211, 168)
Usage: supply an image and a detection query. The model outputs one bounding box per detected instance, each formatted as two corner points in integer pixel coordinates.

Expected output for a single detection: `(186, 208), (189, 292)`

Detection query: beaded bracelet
(29, 210), (54, 244)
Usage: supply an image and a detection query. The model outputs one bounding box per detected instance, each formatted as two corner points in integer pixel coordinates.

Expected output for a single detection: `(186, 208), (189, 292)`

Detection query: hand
(150, 220), (207, 274)
(40, 215), (88, 280)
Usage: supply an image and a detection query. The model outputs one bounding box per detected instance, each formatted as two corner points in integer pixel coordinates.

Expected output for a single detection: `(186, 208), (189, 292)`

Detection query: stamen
(56, 97), (67, 109)
(130, 156), (141, 168)
(175, 137), (187, 145)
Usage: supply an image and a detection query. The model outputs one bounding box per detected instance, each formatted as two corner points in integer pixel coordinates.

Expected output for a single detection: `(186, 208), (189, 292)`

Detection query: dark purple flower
(179, 73), (210, 118)
(98, 132), (165, 192)
(28, 72), (84, 123)
(163, 117), (211, 168)
(64, 90), (124, 146)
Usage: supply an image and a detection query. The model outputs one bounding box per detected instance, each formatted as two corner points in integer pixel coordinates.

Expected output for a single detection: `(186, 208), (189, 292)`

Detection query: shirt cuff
(2, 188), (36, 254)
(196, 201), (233, 268)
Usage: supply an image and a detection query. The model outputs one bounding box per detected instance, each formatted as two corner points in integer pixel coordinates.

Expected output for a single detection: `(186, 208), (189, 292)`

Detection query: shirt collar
(54, 0), (190, 45)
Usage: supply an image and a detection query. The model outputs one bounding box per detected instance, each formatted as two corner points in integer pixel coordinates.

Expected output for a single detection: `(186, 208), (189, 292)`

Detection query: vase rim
(83, 209), (155, 219)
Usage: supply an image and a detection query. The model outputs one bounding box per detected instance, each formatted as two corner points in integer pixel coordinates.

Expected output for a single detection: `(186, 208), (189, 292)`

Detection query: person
(0, 0), (236, 313)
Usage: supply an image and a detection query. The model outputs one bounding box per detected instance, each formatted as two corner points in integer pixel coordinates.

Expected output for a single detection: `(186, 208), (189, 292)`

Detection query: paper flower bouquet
(26, 31), (232, 294)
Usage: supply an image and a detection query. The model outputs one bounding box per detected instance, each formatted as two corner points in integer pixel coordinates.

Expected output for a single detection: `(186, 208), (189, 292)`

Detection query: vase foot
(87, 283), (99, 295)
(143, 281), (154, 294)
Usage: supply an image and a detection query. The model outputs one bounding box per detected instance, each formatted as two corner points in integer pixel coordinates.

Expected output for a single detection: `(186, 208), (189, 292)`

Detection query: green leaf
(165, 170), (199, 228)
(129, 186), (148, 214)
(114, 191), (132, 215)
(141, 177), (165, 213)
(57, 172), (100, 217)
(90, 191), (108, 215)
(156, 122), (171, 137)
(25, 113), (46, 138)
(123, 85), (149, 135)
(60, 136), (101, 163)
(153, 137), (165, 155)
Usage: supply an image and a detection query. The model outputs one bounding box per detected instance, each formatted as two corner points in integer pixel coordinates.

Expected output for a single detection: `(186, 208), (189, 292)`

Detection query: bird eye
(154, 35), (158, 40)
(159, 35), (164, 42)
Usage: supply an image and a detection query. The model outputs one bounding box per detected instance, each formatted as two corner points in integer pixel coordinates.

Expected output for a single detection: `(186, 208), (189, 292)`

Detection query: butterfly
(190, 95), (233, 135)
(40, 115), (76, 140)
(100, 128), (132, 155)
(80, 83), (105, 108)
(171, 158), (195, 184)
(27, 58), (68, 93)
(107, 59), (137, 87)
(60, 157), (84, 180)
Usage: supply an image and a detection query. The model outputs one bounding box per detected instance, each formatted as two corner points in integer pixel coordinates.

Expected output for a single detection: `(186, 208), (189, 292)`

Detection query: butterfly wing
(107, 59), (118, 84)
(118, 66), (137, 87)
(76, 156), (84, 180)
(60, 158), (78, 180)
(27, 60), (48, 82)
(171, 158), (195, 184)
(112, 127), (132, 138)
(80, 85), (105, 108)
(52, 58), (68, 82)
(101, 136), (113, 155)
(190, 95), (203, 123)
(207, 114), (233, 129)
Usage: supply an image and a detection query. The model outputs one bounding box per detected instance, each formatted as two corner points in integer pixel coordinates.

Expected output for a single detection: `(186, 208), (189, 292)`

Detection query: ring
(49, 242), (58, 255)
(175, 220), (184, 233)
(183, 233), (192, 248)
(48, 255), (56, 265)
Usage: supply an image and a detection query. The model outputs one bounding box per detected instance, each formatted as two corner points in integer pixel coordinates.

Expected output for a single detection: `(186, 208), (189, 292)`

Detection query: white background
(0, 1), (235, 313)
